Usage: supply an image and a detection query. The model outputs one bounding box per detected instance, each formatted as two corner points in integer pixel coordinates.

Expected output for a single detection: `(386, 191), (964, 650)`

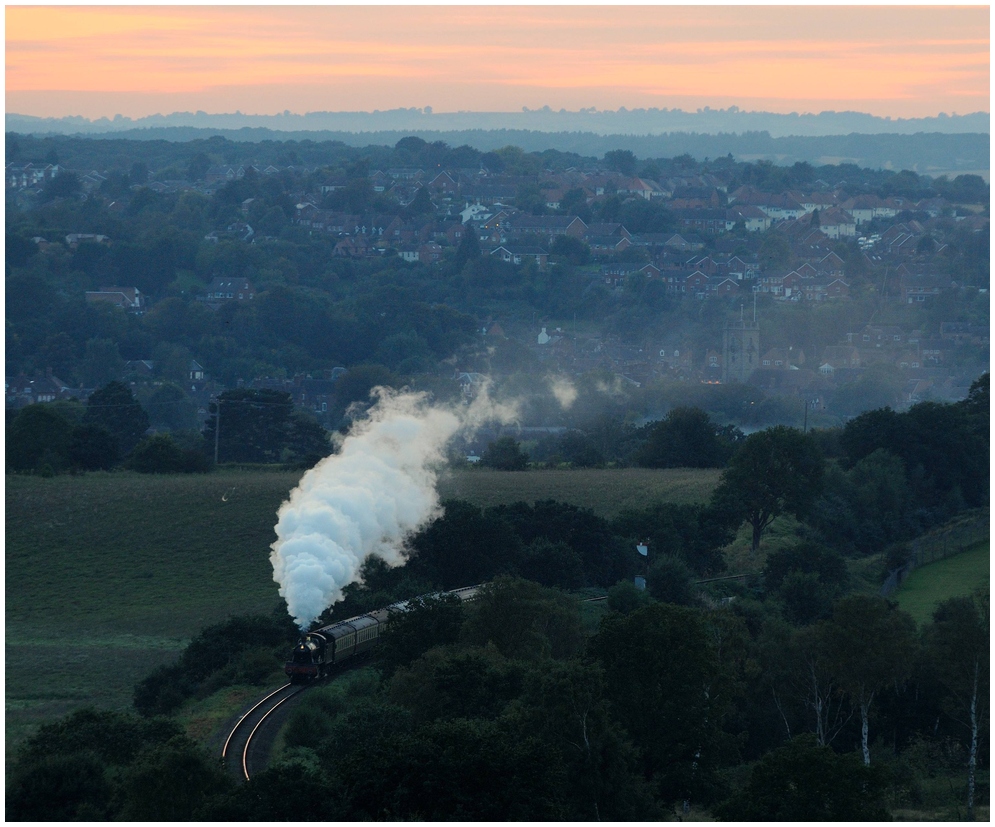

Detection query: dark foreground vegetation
(7, 576), (987, 820)
(6, 378), (989, 820)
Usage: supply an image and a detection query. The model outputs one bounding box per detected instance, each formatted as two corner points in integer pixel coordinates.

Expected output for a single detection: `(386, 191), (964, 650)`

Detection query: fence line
(880, 508), (990, 598)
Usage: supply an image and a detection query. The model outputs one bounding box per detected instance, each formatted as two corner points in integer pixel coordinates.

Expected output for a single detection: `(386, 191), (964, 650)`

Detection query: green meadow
(438, 466), (721, 516)
(5, 466), (719, 750)
(894, 541), (990, 626)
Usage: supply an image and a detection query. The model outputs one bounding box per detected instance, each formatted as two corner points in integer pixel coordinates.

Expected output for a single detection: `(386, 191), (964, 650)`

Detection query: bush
(646, 554), (697, 606)
(480, 435), (529, 470)
(68, 423), (120, 471)
(763, 542), (850, 594)
(606, 579), (653, 615)
(129, 434), (211, 473)
(714, 734), (890, 820)
(133, 614), (296, 715)
(518, 538), (585, 590)
(7, 404), (73, 472)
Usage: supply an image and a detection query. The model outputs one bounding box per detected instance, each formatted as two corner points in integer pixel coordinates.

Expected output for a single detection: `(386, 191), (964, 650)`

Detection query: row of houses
(528, 320), (979, 404)
(6, 162), (65, 189)
(728, 185), (951, 223)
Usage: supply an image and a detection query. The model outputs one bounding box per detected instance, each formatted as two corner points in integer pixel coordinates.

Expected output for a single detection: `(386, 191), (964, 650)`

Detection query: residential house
(672, 208), (730, 236)
(800, 278), (850, 301)
(841, 194), (896, 225)
(818, 251), (845, 276)
(707, 277), (741, 297)
(78, 171), (107, 192)
(66, 233), (110, 248)
(601, 265), (637, 287)
(587, 235), (631, 257)
(902, 273), (947, 304)
(661, 233), (704, 252)
(124, 360), (155, 379)
(333, 235), (373, 257)
(427, 171), (458, 195)
(620, 177), (666, 200)
(820, 346), (861, 370)
(583, 223), (632, 241)
(683, 270), (710, 297)
(320, 175), (349, 194)
(204, 278), (254, 303)
(6, 369), (75, 408)
(386, 168), (424, 181)
(729, 187), (807, 220)
(204, 165), (245, 184)
(509, 215), (587, 240)
(727, 204), (772, 232)
(6, 162), (61, 189)
(460, 202), (495, 224)
(419, 241), (444, 263)
(811, 207), (856, 239)
(490, 245), (549, 268)
(940, 322), (989, 346)
(85, 286), (144, 312)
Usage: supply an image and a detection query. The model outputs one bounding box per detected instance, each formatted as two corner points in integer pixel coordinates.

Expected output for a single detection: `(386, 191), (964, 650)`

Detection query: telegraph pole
(213, 396), (221, 466)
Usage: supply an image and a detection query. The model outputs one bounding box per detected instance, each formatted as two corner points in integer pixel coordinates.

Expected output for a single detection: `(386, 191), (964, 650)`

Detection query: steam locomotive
(285, 585), (481, 682)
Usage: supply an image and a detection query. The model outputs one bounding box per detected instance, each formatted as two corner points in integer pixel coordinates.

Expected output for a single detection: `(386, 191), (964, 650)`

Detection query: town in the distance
(6, 131), (988, 453)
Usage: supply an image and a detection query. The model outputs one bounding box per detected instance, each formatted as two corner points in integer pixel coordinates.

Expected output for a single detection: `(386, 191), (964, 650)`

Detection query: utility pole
(213, 396), (221, 466)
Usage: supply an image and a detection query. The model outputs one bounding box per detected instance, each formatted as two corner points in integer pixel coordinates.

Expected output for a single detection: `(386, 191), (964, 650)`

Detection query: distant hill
(6, 107), (990, 138)
(6, 122), (987, 174)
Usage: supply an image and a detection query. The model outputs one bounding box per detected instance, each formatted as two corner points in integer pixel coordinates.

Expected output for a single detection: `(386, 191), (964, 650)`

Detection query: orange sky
(5, 5), (990, 119)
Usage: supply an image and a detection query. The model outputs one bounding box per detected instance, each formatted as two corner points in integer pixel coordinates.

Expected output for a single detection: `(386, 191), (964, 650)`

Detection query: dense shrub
(129, 433), (211, 473)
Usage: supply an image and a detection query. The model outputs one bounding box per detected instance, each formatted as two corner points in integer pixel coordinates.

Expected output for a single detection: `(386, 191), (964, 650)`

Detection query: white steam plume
(270, 386), (516, 630)
(549, 375), (578, 409)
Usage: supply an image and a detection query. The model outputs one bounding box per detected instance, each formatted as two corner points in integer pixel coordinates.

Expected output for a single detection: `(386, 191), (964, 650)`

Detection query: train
(285, 584), (481, 682)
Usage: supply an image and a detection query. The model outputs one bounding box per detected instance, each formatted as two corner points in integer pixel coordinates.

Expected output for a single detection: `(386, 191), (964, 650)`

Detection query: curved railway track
(220, 589), (608, 780)
(221, 682), (307, 781)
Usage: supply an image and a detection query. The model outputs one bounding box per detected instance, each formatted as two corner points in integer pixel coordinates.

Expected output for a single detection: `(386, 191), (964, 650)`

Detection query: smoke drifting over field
(270, 387), (517, 630)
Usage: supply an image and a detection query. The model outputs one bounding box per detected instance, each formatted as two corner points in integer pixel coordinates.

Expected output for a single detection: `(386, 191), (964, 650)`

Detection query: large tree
(710, 425), (824, 554)
(925, 589), (989, 820)
(406, 500), (523, 591)
(591, 602), (729, 806)
(203, 388), (297, 464)
(823, 595), (918, 765)
(635, 406), (736, 469)
(83, 381), (150, 455)
(479, 435), (529, 470)
(6, 404), (73, 472)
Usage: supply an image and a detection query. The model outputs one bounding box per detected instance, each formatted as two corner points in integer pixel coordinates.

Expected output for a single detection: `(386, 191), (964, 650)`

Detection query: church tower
(723, 308), (760, 383)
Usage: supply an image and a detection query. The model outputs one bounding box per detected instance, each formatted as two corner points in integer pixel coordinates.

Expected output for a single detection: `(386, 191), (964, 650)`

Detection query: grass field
(894, 542), (990, 626)
(6, 466), (718, 751)
(437, 467), (720, 516)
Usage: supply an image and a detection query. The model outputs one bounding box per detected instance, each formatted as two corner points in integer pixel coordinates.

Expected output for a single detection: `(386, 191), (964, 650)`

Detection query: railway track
(221, 682), (307, 781)
(221, 587), (604, 781)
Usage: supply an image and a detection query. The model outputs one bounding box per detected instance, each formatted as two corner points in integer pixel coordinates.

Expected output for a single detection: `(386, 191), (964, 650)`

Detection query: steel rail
(239, 686), (302, 781)
(222, 682), (302, 781)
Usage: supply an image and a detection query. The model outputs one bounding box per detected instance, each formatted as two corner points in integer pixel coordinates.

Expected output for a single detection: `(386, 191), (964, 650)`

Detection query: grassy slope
(5, 466), (717, 750)
(893, 541), (990, 626)
(6, 470), (299, 750)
